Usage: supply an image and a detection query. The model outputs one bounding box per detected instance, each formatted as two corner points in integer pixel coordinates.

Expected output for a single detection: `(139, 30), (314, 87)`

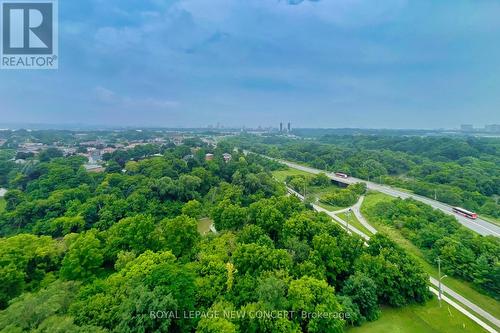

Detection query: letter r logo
(2, 2), (53, 54)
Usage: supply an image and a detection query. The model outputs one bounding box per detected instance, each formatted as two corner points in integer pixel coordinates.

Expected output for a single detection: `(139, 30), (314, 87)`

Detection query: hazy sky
(1, 0), (500, 129)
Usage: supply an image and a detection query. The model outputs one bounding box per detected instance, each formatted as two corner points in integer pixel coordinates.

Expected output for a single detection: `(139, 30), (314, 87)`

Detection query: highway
(286, 181), (499, 333)
(271, 156), (500, 237)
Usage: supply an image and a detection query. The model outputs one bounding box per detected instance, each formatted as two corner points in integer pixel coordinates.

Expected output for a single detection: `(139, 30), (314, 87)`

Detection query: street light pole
(436, 257), (447, 307)
(346, 209), (352, 233)
(439, 274), (448, 307)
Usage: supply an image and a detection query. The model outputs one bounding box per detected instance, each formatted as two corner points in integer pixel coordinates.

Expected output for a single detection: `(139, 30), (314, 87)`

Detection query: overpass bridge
(258, 153), (500, 238)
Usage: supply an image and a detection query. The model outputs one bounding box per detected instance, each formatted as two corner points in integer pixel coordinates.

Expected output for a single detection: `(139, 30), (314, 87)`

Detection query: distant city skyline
(1, 0), (500, 128)
(1, 121), (499, 132)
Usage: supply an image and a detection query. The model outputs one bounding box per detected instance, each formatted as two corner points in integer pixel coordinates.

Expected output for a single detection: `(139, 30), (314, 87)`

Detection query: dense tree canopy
(0, 142), (432, 332)
(363, 198), (500, 299)
(228, 135), (500, 217)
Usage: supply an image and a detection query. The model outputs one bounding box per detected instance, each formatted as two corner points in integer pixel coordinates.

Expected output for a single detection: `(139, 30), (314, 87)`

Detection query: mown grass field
(272, 168), (313, 183)
(360, 191), (393, 210)
(347, 298), (486, 333)
(361, 192), (500, 322)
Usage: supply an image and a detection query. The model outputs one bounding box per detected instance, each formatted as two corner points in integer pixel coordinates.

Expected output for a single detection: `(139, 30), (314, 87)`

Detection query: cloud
(176, 0), (407, 28)
(185, 31), (230, 53)
(95, 86), (179, 111)
(94, 27), (144, 52)
(95, 86), (116, 103)
(285, 0), (321, 5)
(2, 0), (500, 128)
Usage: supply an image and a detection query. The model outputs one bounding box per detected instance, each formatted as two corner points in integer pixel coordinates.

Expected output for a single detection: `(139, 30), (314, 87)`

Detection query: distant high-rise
(280, 122), (283, 132)
(485, 124), (500, 133)
(287, 122), (291, 133)
(460, 124), (473, 132)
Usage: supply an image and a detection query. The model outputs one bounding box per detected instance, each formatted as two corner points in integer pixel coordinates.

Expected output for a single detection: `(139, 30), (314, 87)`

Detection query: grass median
(347, 297), (487, 333)
(337, 211), (373, 237)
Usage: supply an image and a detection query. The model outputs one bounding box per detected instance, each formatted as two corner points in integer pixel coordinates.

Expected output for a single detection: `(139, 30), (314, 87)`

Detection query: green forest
(0, 143), (432, 332)
(363, 197), (499, 299)
(228, 135), (500, 220)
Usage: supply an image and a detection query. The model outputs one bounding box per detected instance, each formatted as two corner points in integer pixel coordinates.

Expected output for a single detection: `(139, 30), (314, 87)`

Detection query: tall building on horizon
(460, 124), (473, 132)
(485, 124), (500, 133)
(280, 122), (283, 132)
(287, 122), (291, 133)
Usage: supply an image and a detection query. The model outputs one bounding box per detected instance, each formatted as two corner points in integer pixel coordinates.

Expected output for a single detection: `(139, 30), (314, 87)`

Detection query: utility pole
(346, 209), (352, 233)
(437, 257), (442, 305)
(435, 189), (438, 201)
